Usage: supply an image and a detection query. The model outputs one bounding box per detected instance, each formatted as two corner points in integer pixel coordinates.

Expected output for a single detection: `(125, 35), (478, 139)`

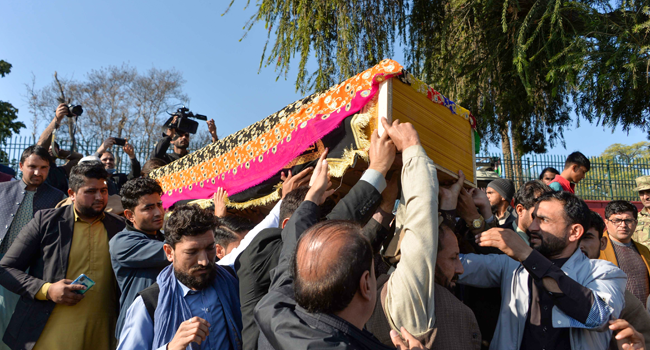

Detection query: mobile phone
(113, 138), (126, 146)
(71, 274), (95, 294)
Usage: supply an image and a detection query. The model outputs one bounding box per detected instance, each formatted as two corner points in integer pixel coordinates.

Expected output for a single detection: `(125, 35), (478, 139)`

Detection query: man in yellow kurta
(0, 161), (125, 350)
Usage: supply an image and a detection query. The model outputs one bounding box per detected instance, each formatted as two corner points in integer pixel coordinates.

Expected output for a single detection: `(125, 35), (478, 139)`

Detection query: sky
(1, 0), (647, 158)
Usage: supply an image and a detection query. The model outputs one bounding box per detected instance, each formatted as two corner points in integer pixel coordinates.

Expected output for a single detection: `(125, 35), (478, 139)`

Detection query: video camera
(66, 104), (83, 117)
(164, 106), (207, 135)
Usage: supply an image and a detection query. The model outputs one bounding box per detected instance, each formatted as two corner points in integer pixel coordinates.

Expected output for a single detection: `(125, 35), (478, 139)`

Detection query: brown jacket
(609, 290), (650, 349)
(366, 278), (482, 350)
(599, 232), (650, 272)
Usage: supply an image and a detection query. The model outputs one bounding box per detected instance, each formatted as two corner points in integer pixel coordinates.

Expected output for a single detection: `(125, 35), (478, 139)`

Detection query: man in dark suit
(0, 145), (65, 350)
(0, 161), (125, 350)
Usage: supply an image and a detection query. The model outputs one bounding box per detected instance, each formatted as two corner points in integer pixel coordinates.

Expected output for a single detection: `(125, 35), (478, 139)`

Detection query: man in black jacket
(238, 129), (397, 350)
(0, 145), (65, 350)
(254, 129), (424, 350)
(149, 116), (218, 164)
(0, 162), (125, 350)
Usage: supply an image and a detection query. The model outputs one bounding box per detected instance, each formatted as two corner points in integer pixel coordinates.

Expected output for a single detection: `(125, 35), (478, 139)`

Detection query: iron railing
(0, 136), (198, 177)
(480, 153), (650, 201)
(2, 136), (647, 201)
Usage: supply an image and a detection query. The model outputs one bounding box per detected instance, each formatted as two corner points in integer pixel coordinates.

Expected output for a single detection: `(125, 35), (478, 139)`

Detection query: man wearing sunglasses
(599, 200), (650, 308)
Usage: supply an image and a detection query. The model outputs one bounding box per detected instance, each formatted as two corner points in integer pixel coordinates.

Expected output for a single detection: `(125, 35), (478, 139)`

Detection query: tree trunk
(511, 124), (523, 187)
(501, 127), (513, 180)
(67, 117), (76, 152)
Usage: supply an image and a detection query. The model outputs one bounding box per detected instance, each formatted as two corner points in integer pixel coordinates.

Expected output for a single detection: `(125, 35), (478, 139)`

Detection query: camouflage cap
(634, 175), (650, 192)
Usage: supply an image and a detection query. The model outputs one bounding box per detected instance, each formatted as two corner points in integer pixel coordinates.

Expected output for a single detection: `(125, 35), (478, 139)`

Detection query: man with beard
(0, 161), (125, 350)
(485, 178), (517, 227)
(117, 204), (241, 350)
(598, 200), (650, 308)
(150, 115), (218, 165)
(511, 180), (553, 244)
(0, 145), (65, 350)
(109, 178), (169, 339)
(458, 191), (626, 350)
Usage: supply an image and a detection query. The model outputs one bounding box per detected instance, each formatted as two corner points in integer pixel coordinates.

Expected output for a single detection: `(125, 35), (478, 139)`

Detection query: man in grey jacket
(0, 145), (65, 350)
(109, 178), (169, 338)
(459, 191), (626, 350)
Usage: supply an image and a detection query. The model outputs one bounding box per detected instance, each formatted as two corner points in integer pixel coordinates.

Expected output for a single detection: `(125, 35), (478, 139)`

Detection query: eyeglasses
(609, 219), (637, 227)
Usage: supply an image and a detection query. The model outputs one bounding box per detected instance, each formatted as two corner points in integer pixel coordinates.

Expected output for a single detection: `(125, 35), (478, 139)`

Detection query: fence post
(606, 160), (614, 201)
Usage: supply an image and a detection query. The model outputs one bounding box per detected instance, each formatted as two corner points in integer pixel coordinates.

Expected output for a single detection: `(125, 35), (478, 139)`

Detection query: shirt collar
(177, 280), (195, 297)
(73, 207), (105, 224)
(641, 207), (650, 216)
(125, 222), (164, 241)
(512, 220), (530, 245)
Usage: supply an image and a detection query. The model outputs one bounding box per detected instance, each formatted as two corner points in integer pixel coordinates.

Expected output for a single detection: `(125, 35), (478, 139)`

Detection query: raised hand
(475, 228), (533, 261)
(55, 103), (69, 123)
(123, 141), (135, 158)
(97, 137), (116, 154)
(46, 279), (86, 306)
(470, 188), (493, 219)
(439, 170), (465, 210)
(166, 116), (179, 137)
(281, 167), (313, 199)
(207, 119), (218, 142)
(369, 129), (396, 176)
(610, 319), (646, 350)
(380, 118), (421, 152)
(306, 150), (335, 205)
(213, 187), (228, 218)
(167, 316), (211, 350)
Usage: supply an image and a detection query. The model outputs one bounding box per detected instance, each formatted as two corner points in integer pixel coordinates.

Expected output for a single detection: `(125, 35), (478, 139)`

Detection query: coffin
(149, 59), (478, 209)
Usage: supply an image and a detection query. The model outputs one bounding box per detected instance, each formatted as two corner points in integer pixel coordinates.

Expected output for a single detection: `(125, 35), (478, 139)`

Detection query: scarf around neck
(151, 264), (243, 350)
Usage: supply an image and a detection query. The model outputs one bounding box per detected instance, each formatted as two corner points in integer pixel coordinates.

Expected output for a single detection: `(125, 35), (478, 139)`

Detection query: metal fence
(2, 136), (648, 201)
(480, 153), (650, 201)
(0, 136), (198, 177)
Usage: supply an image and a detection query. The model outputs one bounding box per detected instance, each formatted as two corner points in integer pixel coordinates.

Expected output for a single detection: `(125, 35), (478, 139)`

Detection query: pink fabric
(161, 73), (397, 209)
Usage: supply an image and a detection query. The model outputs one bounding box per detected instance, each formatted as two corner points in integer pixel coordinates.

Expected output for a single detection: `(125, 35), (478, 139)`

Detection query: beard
(174, 262), (217, 290)
(527, 229), (569, 258)
(77, 202), (106, 218)
(435, 265), (459, 292)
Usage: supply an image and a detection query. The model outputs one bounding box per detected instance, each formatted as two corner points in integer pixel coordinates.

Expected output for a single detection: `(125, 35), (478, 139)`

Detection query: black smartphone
(114, 138), (126, 146)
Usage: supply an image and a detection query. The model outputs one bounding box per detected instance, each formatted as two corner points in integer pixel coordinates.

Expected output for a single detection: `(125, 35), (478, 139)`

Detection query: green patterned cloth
(0, 191), (34, 255)
(0, 190), (34, 350)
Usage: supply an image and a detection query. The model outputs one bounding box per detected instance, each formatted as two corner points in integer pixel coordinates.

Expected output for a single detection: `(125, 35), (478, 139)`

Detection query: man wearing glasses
(632, 175), (650, 250)
(599, 200), (650, 308)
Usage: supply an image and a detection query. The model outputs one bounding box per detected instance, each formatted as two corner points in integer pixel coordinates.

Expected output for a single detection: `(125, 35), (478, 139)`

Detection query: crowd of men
(0, 104), (649, 350)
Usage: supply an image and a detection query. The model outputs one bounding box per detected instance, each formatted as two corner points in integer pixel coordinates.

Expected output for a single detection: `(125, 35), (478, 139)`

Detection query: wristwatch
(467, 215), (485, 229)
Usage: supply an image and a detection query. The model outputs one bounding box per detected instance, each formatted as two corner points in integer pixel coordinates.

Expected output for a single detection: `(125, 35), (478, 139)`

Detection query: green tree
(579, 142), (650, 200)
(0, 60), (26, 162)
(227, 0), (649, 167)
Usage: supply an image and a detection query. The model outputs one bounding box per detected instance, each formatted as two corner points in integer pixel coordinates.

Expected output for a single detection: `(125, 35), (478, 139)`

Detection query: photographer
(37, 103), (84, 194)
(94, 137), (141, 193)
(149, 114), (218, 165)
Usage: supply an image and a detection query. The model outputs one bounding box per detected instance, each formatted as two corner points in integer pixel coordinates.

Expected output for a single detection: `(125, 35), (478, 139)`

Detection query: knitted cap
(488, 178), (515, 203)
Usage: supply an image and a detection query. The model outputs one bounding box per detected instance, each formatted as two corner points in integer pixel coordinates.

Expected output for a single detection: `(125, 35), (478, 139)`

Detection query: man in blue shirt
(109, 178), (169, 338)
(118, 204), (241, 350)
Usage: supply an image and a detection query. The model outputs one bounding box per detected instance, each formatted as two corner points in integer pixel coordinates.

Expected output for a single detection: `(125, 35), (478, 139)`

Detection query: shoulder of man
(38, 182), (65, 197)
(104, 212), (127, 233)
(0, 178), (22, 192)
